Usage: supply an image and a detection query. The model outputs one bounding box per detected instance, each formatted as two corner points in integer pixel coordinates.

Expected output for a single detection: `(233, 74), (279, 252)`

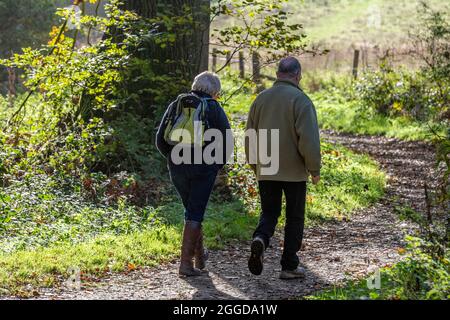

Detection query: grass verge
(305, 141), (385, 223)
(0, 200), (258, 296)
(312, 92), (442, 141)
(306, 236), (449, 300)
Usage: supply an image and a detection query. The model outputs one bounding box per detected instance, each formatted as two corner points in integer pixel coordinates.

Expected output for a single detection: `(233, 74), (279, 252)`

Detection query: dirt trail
(28, 131), (437, 300)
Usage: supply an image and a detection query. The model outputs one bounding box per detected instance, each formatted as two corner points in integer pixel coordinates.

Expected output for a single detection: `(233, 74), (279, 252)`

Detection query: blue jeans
(168, 162), (218, 223)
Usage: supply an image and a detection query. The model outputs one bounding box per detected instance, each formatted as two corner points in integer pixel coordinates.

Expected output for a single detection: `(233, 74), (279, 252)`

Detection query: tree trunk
(82, 0), (211, 120)
(124, 0), (210, 83)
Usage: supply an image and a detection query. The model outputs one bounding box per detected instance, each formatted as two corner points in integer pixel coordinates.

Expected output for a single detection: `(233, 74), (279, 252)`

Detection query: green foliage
(391, 236), (449, 300)
(0, 227), (181, 297)
(412, 2), (450, 96)
(435, 130), (450, 216)
(354, 4), (450, 122)
(355, 63), (400, 116)
(0, 0), (393, 297)
(312, 87), (444, 141)
(301, 70), (354, 96)
(394, 206), (425, 225)
(0, 172), (164, 253)
(154, 201), (259, 250)
(306, 142), (386, 223)
(0, 0), (55, 57)
(355, 63), (449, 121)
(0, 95), (113, 177)
(308, 236), (449, 300)
(309, 161), (449, 301)
(212, 0), (310, 62)
(0, 0), (316, 179)
(0, 1), (170, 178)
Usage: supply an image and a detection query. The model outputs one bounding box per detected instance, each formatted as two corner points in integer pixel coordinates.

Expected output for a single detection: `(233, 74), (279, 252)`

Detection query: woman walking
(156, 71), (232, 276)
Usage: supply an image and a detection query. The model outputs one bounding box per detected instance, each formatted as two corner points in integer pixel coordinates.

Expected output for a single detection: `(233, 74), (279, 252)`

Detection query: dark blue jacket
(155, 91), (232, 169)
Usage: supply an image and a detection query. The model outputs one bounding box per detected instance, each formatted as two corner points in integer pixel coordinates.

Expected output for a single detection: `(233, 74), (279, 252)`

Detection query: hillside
(213, 0), (449, 49)
(291, 0), (449, 48)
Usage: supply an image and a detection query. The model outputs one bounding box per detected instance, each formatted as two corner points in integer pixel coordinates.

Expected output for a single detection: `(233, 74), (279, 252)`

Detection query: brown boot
(179, 220), (202, 277)
(194, 226), (209, 270)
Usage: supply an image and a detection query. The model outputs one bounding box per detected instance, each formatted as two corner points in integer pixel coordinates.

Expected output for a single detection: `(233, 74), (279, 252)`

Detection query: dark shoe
(248, 237), (265, 275)
(194, 227), (209, 270)
(279, 267), (306, 280)
(179, 220), (203, 277)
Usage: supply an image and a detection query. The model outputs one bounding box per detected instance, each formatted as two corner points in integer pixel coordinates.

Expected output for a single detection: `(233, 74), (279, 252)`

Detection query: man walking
(245, 57), (321, 279)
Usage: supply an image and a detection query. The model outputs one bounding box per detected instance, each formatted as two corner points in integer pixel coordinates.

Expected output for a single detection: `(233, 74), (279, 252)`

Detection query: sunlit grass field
(213, 0), (449, 48)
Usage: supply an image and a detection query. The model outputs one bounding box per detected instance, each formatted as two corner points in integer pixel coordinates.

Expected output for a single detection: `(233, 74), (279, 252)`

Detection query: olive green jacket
(245, 80), (321, 181)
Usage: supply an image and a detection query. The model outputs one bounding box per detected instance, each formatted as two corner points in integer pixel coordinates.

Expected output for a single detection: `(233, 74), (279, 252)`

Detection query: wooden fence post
(362, 48), (368, 70)
(226, 51), (231, 69)
(252, 52), (261, 84)
(252, 52), (266, 92)
(7, 67), (16, 108)
(352, 49), (360, 79)
(239, 51), (245, 78)
(212, 48), (218, 72)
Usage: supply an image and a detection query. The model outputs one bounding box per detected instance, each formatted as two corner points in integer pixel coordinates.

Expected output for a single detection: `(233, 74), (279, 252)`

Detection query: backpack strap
(169, 93), (190, 125)
(162, 102), (174, 134)
(189, 93), (213, 130)
(200, 97), (218, 131)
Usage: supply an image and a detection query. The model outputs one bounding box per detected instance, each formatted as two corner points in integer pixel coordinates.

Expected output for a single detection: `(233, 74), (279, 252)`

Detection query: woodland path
(25, 131), (437, 300)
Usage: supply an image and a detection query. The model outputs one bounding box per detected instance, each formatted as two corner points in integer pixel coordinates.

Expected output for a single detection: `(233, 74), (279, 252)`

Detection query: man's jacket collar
(273, 79), (302, 91)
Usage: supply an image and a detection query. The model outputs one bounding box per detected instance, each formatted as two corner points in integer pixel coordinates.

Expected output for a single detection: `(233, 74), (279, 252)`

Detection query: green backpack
(163, 93), (212, 147)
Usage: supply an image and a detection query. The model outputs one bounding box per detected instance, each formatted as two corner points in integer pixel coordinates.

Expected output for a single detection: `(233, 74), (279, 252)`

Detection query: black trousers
(253, 180), (307, 271)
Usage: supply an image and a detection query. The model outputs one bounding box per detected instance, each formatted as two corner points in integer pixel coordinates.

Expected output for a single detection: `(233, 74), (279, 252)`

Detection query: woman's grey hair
(191, 71), (221, 97)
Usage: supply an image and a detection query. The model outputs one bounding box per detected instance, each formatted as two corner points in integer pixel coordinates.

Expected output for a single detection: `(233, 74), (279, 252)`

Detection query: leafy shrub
(389, 236), (449, 299)
(0, 1), (171, 179)
(308, 235), (449, 300)
(356, 63), (448, 121)
(355, 62), (398, 116)
(0, 173), (166, 253)
(302, 71), (354, 97)
(411, 2), (450, 120)
(355, 4), (450, 122)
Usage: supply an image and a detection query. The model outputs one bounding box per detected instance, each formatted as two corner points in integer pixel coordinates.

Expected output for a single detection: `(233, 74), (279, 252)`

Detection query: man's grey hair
(192, 71), (221, 97)
(277, 56), (302, 77)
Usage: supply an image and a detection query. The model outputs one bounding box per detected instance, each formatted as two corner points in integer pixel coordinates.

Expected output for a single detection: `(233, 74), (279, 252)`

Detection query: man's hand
(311, 175), (320, 185)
